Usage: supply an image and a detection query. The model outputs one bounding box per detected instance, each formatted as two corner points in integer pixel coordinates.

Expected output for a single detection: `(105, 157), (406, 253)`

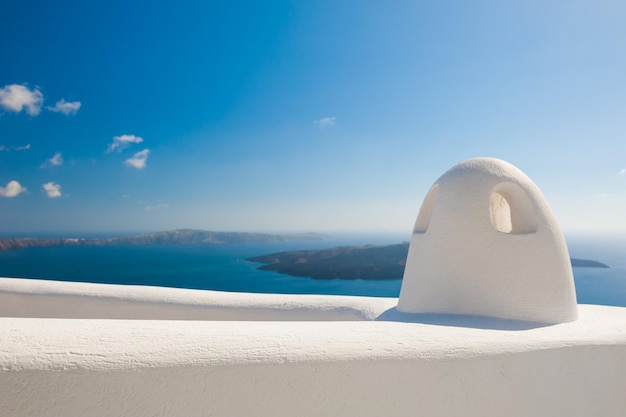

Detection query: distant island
(0, 229), (329, 251)
(248, 243), (610, 280)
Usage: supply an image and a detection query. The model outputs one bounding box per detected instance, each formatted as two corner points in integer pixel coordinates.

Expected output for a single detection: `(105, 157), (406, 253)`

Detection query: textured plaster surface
(399, 158), (579, 323)
(0, 277), (396, 321)
(1, 305), (626, 416)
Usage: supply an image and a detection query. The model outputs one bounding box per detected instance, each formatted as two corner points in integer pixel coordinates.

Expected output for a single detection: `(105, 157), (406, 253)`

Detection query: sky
(1, 0), (626, 234)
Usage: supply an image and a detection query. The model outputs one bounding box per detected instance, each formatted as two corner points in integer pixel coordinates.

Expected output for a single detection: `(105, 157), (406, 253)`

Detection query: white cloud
(0, 144), (30, 152)
(619, 168), (626, 176)
(42, 182), (62, 198)
(107, 134), (143, 153)
(145, 203), (169, 210)
(47, 99), (81, 116)
(48, 152), (63, 166)
(125, 149), (150, 169)
(0, 84), (44, 116)
(314, 116), (336, 127)
(41, 152), (63, 168)
(0, 180), (27, 197)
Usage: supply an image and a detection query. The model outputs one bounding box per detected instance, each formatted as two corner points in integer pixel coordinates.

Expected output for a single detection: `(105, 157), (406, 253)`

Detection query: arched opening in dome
(490, 191), (513, 233)
(414, 184), (438, 233)
(489, 183), (538, 234)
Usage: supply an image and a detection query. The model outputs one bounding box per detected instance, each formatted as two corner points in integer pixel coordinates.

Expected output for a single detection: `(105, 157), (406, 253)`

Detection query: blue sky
(1, 0), (626, 234)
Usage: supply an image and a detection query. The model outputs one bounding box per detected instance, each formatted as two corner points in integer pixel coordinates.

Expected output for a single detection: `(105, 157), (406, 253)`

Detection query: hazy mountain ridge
(248, 243), (610, 280)
(0, 229), (328, 251)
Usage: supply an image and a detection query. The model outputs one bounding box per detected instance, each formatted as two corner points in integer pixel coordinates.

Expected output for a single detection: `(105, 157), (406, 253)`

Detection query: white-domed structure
(398, 157), (578, 323)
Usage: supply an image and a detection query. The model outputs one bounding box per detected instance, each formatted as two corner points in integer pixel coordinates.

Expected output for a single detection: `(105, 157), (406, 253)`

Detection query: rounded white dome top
(398, 158), (578, 324)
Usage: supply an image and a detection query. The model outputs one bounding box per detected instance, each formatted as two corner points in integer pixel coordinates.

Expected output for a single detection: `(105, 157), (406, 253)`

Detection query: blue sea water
(0, 233), (624, 307)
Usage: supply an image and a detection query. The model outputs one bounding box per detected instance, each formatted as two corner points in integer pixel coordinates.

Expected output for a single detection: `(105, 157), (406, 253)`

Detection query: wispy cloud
(0, 144), (31, 152)
(42, 182), (62, 198)
(0, 84), (44, 116)
(107, 134), (143, 153)
(145, 203), (169, 210)
(619, 168), (626, 176)
(49, 152), (63, 166)
(0, 180), (27, 197)
(41, 152), (63, 168)
(125, 149), (150, 169)
(314, 116), (336, 128)
(47, 99), (81, 116)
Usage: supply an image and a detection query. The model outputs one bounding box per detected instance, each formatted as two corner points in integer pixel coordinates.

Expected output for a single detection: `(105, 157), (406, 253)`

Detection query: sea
(0, 232), (625, 307)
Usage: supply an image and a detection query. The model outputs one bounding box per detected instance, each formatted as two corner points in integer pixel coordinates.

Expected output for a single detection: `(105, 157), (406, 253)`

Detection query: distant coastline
(248, 243), (610, 280)
(0, 229), (329, 251)
(0, 233), (610, 282)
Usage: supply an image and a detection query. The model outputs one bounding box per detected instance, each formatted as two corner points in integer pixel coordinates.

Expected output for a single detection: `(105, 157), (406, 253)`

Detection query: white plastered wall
(0, 277), (396, 321)
(1, 305), (626, 417)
